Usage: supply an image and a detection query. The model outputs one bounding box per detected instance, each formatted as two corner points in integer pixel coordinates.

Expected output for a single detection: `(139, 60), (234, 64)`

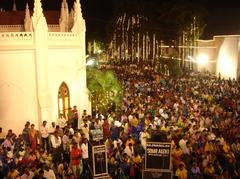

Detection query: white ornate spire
(74, 0), (82, 18)
(12, 0), (17, 11)
(59, 0), (69, 32)
(32, 0), (48, 31)
(24, 3), (33, 31)
(71, 0), (85, 33)
(69, 8), (74, 30)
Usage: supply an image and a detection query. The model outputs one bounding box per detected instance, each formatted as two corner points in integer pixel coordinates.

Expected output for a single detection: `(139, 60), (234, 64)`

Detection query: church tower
(0, 0), (90, 134)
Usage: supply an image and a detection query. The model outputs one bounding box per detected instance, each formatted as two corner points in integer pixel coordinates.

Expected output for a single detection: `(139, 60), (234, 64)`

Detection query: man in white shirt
(179, 135), (187, 151)
(40, 121), (49, 152)
(48, 122), (56, 135)
(81, 123), (89, 140)
(139, 129), (150, 150)
(50, 131), (62, 164)
(57, 113), (67, 129)
(43, 165), (56, 179)
(81, 138), (89, 174)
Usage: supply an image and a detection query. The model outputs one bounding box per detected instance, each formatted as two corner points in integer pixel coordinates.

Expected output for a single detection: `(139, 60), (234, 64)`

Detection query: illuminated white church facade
(0, 0), (91, 134)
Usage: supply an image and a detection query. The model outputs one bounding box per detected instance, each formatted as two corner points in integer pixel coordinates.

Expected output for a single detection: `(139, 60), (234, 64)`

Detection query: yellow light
(197, 54), (209, 65)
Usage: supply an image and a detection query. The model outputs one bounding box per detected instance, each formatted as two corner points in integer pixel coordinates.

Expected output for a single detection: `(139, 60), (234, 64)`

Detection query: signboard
(142, 170), (172, 179)
(145, 142), (171, 170)
(90, 129), (103, 141)
(89, 144), (108, 177)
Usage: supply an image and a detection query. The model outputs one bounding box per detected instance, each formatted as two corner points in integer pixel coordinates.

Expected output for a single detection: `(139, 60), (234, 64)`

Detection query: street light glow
(86, 58), (95, 66)
(197, 54), (209, 65)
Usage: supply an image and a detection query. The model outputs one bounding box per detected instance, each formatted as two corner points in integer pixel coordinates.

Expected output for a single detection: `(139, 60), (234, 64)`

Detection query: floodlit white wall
(48, 48), (91, 125)
(196, 40), (216, 73)
(216, 37), (239, 79)
(197, 36), (240, 79)
(0, 50), (39, 135)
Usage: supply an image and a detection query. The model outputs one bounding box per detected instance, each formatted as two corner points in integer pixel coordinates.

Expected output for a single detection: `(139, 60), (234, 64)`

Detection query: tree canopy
(87, 68), (123, 114)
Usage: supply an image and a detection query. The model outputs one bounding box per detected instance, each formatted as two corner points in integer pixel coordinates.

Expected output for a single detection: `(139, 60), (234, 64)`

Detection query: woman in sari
(29, 124), (37, 151)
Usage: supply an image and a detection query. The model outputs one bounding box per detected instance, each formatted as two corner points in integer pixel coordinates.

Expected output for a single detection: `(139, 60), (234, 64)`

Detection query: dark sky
(194, 0), (240, 39)
(1, 0), (240, 40)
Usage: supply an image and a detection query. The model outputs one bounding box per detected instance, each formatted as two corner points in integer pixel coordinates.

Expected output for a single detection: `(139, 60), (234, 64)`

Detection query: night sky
(1, 0), (240, 40)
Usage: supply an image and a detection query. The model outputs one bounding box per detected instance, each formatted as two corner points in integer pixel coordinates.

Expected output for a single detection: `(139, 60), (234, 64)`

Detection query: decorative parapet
(0, 25), (24, 32)
(48, 32), (82, 48)
(0, 32), (33, 41)
(0, 31), (83, 49)
(48, 32), (79, 40)
(0, 32), (34, 50)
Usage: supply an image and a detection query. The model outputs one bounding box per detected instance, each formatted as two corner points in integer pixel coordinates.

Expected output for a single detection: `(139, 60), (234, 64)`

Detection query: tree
(151, 0), (207, 41)
(87, 68), (123, 115)
(167, 58), (183, 76)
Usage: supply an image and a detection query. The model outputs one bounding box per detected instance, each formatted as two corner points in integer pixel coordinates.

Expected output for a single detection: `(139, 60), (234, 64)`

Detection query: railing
(0, 32), (33, 41)
(48, 32), (79, 40)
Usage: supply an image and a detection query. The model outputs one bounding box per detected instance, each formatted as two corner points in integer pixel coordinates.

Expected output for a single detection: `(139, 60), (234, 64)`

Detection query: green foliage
(87, 68), (123, 114)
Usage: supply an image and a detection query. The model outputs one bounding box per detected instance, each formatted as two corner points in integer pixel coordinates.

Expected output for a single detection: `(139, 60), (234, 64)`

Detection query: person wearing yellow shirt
(175, 163), (188, 179)
(132, 153), (142, 165)
(203, 163), (215, 178)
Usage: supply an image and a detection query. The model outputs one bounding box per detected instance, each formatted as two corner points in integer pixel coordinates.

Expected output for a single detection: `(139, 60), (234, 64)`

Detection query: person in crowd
(48, 122), (56, 135)
(0, 127), (6, 145)
(40, 121), (49, 152)
(0, 62), (240, 178)
(2, 135), (13, 149)
(57, 113), (67, 129)
(82, 109), (88, 120)
(189, 162), (201, 179)
(102, 118), (110, 140)
(175, 163), (188, 179)
(50, 131), (62, 164)
(43, 165), (56, 179)
(22, 123), (30, 147)
(70, 141), (82, 177)
(81, 138), (88, 175)
(72, 106), (79, 130)
(81, 123), (89, 140)
(29, 124), (38, 151)
(7, 166), (19, 178)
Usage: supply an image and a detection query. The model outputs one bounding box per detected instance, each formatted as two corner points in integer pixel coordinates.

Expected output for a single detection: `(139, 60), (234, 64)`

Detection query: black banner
(145, 142), (171, 170)
(93, 145), (107, 175)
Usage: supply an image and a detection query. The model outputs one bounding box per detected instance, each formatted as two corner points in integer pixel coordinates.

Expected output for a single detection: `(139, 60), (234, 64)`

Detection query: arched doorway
(58, 82), (70, 119)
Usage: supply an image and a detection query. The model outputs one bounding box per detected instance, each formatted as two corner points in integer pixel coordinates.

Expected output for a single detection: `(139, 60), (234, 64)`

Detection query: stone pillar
(32, 0), (52, 126)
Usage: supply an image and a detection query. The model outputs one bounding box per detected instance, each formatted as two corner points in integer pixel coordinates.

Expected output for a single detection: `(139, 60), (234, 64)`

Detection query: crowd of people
(0, 62), (240, 179)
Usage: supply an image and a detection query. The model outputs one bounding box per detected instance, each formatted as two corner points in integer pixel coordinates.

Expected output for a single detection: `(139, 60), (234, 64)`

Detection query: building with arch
(0, 0), (91, 134)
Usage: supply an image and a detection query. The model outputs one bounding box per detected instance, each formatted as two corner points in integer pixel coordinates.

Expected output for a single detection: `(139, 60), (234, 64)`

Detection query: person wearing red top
(102, 118), (110, 140)
(70, 142), (82, 177)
